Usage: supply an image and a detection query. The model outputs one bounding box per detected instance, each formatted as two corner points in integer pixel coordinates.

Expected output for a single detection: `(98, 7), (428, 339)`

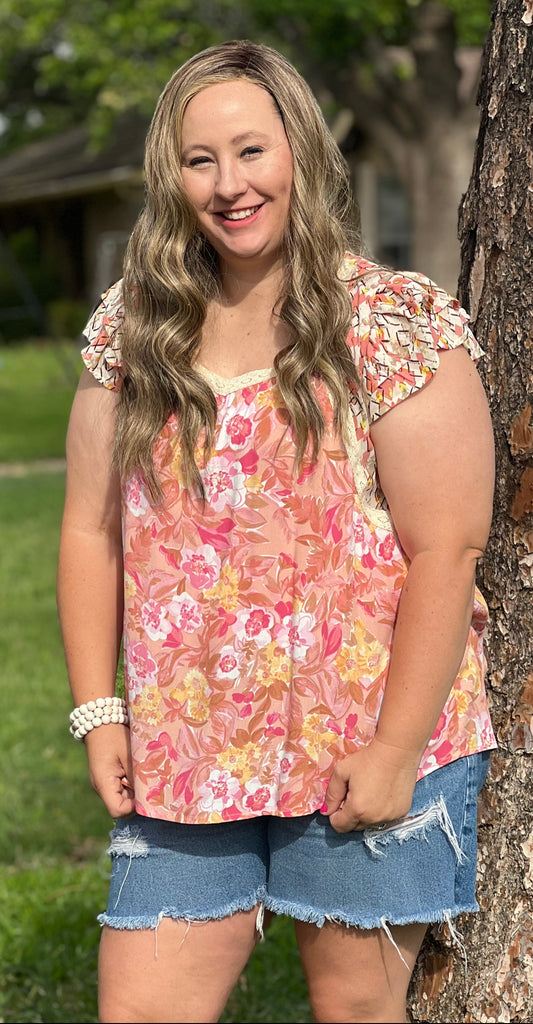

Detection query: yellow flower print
(183, 667), (209, 691)
(132, 685), (164, 726)
(187, 695), (210, 723)
(336, 621), (388, 682)
(256, 385), (283, 409)
(255, 642), (291, 688)
(170, 440), (186, 484)
(170, 668), (210, 706)
(124, 574), (137, 599)
(245, 474), (263, 494)
(335, 645), (361, 684)
(301, 713), (339, 760)
(218, 742), (258, 783)
(205, 566), (239, 611)
(454, 691), (469, 716)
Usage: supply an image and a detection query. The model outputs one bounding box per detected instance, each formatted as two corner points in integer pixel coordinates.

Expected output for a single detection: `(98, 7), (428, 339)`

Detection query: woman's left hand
(321, 737), (421, 834)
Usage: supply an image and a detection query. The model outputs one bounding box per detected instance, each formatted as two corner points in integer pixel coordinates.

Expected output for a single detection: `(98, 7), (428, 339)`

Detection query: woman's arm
(324, 346), (495, 832)
(57, 369), (134, 818)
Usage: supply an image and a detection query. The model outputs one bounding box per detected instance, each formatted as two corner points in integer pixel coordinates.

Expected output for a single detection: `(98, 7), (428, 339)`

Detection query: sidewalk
(0, 457), (66, 478)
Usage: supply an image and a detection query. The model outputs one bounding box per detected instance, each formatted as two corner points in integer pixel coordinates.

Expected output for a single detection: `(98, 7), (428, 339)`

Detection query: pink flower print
(275, 611), (316, 662)
(140, 599), (172, 642)
(243, 779), (276, 813)
(264, 713), (285, 738)
(216, 646), (241, 681)
(198, 770), (241, 813)
(348, 517), (365, 556)
(278, 753), (294, 782)
(218, 402), (253, 449)
(377, 531), (397, 561)
(233, 690), (254, 717)
(126, 641), (158, 695)
(235, 607), (274, 649)
(182, 544), (221, 590)
(229, 414), (252, 444)
(125, 476), (150, 518)
(201, 455), (247, 512)
(168, 592), (204, 633)
(344, 713), (358, 740)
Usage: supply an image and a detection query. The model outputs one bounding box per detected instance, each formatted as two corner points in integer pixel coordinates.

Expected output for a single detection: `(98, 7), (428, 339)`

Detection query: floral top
(81, 254), (496, 824)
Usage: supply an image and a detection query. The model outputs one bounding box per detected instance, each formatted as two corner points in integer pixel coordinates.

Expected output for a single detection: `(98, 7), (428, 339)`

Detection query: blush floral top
(81, 254), (496, 824)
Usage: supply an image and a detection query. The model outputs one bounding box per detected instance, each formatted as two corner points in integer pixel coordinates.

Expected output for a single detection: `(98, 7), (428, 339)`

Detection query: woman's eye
(242, 146), (263, 158)
(188, 155), (211, 167)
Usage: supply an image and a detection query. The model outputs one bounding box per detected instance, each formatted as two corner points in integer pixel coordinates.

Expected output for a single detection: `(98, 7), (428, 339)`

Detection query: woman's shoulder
(341, 253), (483, 423)
(341, 252), (464, 321)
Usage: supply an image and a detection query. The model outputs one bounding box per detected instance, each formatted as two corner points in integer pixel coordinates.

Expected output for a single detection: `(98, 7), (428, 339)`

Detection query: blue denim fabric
(99, 751), (490, 933)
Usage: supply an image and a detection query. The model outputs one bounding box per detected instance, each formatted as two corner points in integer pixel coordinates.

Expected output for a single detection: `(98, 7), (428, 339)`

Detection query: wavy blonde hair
(116, 39), (362, 498)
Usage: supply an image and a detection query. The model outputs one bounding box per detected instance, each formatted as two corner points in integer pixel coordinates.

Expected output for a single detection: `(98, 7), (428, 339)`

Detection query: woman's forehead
(181, 79), (281, 133)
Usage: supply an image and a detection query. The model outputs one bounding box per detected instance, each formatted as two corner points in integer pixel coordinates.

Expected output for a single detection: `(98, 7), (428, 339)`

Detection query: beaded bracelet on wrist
(69, 696), (129, 741)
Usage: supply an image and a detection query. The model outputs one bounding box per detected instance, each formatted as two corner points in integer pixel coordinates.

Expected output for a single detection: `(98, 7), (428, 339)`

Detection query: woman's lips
(215, 204), (264, 226)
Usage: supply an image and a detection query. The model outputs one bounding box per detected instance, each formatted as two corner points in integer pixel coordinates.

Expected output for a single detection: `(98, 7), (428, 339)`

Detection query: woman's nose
(215, 159), (247, 200)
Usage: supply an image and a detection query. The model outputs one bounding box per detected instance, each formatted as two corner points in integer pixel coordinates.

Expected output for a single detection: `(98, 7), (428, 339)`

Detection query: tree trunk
(391, 113), (480, 292)
(408, 2), (533, 1021)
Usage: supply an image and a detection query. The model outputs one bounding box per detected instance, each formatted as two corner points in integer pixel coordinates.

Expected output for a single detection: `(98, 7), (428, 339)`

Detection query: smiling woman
(57, 38), (496, 1024)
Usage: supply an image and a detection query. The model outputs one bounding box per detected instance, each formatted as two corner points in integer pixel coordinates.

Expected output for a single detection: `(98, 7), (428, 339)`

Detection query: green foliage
(0, 0), (225, 152)
(237, 0), (491, 64)
(0, 228), (62, 339)
(0, 0), (491, 154)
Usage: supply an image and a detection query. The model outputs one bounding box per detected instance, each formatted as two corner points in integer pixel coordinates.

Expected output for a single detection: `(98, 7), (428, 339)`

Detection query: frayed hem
(98, 888), (268, 931)
(262, 899), (478, 972)
(262, 896), (480, 932)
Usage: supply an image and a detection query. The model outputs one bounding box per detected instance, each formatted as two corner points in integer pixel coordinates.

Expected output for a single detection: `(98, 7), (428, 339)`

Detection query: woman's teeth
(223, 206), (261, 220)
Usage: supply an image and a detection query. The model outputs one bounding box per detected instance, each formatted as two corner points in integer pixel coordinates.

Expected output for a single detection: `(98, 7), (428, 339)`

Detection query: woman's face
(180, 79), (294, 274)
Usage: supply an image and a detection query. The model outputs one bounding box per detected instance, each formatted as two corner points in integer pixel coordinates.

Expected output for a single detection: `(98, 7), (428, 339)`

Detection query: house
(0, 114), (147, 336)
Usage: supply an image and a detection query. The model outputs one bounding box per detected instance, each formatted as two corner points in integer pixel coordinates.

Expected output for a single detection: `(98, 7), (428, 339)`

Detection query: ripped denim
(99, 751), (490, 967)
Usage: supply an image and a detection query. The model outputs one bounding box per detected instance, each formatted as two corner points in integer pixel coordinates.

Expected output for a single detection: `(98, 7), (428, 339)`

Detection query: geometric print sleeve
(80, 279), (124, 392)
(351, 267), (484, 424)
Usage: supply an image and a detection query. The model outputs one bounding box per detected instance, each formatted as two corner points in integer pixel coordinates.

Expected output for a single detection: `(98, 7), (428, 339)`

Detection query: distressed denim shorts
(99, 752), (490, 941)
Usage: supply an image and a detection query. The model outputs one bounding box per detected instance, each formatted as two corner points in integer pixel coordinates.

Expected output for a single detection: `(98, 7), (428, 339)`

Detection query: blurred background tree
(0, 0), (491, 304)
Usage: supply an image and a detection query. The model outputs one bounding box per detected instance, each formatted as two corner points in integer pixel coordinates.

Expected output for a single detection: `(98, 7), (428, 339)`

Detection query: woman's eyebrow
(182, 131), (270, 157)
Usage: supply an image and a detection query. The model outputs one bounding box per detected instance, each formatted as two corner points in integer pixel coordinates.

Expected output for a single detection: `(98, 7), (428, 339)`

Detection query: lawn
(0, 340), (80, 461)
(0, 343), (312, 1024)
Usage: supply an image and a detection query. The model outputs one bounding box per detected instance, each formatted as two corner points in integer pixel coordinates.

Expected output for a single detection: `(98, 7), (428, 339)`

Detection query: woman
(58, 39), (496, 1024)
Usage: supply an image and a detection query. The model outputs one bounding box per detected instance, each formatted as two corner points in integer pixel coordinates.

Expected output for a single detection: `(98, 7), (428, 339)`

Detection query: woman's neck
(218, 256), (285, 309)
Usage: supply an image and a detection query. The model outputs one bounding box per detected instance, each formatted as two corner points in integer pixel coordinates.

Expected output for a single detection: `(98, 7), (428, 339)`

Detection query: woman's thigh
(99, 910), (260, 1024)
(294, 917), (427, 1024)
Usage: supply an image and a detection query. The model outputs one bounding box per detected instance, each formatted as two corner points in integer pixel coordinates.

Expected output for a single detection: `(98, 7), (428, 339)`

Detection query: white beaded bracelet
(69, 696), (129, 741)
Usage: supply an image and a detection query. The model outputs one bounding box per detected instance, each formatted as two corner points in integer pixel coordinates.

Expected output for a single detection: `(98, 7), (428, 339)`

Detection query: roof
(0, 115), (148, 206)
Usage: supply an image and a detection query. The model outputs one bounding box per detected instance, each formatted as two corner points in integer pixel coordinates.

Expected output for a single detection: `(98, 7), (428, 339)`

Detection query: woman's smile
(216, 203), (264, 225)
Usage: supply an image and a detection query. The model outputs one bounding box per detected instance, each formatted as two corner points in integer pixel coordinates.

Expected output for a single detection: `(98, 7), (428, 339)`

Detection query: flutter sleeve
(80, 279), (124, 391)
(354, 270), (483, 424)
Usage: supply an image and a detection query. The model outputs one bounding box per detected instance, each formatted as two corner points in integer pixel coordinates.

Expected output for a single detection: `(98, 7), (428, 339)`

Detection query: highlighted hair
(116, 39), (362, 498)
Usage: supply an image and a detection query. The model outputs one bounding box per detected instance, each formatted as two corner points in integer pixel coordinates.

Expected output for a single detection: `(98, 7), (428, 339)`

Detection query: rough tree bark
(408, 2), (533, 1021)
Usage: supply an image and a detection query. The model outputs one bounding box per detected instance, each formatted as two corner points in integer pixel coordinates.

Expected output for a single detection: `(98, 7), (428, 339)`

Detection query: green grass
(1, 372), (312, 1022)
(0, 340), (80, 461)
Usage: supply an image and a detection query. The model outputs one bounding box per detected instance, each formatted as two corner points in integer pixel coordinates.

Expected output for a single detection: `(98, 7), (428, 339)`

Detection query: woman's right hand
(84, 724), (136, 818)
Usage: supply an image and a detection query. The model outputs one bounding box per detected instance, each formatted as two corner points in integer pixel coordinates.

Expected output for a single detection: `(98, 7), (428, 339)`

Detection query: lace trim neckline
(196, 364), (276, 395)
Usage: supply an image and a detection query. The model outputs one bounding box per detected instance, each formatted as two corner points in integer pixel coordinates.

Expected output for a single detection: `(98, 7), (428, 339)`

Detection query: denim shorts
(99, 752), (490, 938)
